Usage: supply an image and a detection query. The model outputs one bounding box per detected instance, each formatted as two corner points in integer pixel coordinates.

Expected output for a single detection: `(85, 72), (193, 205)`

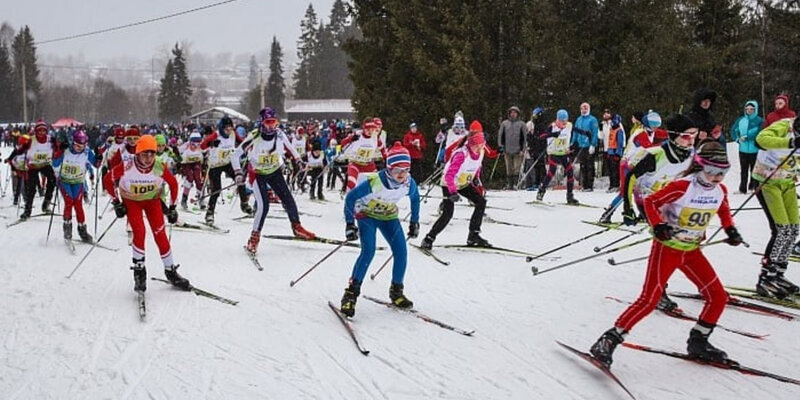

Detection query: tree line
(345, 0), (800, 152)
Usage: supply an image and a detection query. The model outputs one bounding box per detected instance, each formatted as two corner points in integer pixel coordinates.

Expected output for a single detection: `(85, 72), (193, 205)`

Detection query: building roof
(185, 106), (251, 123)
(285, 99), (354, 114)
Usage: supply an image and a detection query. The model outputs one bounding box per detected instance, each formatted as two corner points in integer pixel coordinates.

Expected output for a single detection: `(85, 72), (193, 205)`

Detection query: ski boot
(245, 231), (260, 255)
(536, 188), (546, 201)
(164, 264), (191, 291)
(42, 201), (53, 214)
(19, 208), (31, 220)
(317, 192), (325, 201)
(389, 283), (414, 309)
(205, 210), (215, 225)
(292, 221), (316, 240)
(590, 327), (626, 368)
(420, 234), (435, 250)
(598, 207), (614, 224)
(687, 325), (728, 363)
(310, 192), (316, 200)
(63, 220), (73, 240)
(240, 202), (254, 216)
(131, 260), (147, 292)
(656, 291), (680, 313)
(77, 223), (93, 243)
(756, 267), (789, 299)
(340, 281), (361, 317)
(566, 193), (579, 205)
(775, 268), (799, 295)
(180, 194), (189, 210)
(467, 230), (491, 247)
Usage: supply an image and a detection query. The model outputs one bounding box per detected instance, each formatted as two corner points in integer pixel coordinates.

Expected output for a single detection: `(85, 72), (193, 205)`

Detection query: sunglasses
(694, 155), (730, 175)
(389, 167), (410, 174)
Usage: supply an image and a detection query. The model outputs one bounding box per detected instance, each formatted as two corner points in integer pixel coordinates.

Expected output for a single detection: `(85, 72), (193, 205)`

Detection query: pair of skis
(328, 296), (474, 356)
(138, 278), (239, 320)
(559, 340), (800, 400)
(669, 291), (800, 321)
(172, 221), (230, 234)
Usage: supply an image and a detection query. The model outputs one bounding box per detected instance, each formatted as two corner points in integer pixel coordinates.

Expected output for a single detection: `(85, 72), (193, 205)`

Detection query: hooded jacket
(765, 94), (797, 128)
(729, 100), (762, 154)
(688, 88), (718, 137)
(498, 108), (527, 154)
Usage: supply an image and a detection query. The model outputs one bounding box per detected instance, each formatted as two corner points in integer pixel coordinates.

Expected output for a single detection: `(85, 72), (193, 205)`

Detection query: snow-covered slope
(1, 144), (798, 400)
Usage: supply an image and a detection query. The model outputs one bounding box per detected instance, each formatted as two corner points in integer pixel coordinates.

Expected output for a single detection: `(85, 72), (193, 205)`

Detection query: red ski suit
(104, 159), (179, 266)
(615, 177), (734, 332)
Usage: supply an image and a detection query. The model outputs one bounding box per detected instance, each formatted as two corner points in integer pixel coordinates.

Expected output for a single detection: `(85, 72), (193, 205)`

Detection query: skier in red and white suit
(103, 134), (190, 293)
(340, 119), (386, 191)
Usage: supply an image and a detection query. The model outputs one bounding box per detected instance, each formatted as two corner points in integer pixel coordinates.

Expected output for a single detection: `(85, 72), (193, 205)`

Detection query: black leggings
(252, 169), (300, 232)
(207, 163), (248, 211)
(24, 166), (56, 212)
(427, 185), (486, 238)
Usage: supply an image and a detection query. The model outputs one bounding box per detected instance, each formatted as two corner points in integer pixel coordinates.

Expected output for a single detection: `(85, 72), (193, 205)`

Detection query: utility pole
(21, 63), (27, 123)
(259, 68), (265, 109)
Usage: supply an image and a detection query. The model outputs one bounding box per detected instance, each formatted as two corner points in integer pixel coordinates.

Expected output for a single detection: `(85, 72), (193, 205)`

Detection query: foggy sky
(3, 0), (337, 64)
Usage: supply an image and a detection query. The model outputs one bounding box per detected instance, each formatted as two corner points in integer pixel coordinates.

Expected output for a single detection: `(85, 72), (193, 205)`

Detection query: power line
(36, 0), (240, 45)
(40, 64), (246, 74)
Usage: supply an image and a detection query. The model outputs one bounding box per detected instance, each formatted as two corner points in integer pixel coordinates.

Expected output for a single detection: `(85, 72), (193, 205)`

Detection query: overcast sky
(3, 0), (337, 63)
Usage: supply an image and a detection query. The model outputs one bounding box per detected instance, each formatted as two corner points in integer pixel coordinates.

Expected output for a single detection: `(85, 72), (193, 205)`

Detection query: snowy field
(1, 143), (799, 400)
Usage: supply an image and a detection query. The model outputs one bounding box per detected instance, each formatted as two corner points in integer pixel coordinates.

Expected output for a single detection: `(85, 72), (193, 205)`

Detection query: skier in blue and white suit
(339, 142), (421, 317)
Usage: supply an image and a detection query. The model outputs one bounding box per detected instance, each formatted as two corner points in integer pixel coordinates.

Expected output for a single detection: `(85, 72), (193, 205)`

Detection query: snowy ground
(1, 143), (799, 400)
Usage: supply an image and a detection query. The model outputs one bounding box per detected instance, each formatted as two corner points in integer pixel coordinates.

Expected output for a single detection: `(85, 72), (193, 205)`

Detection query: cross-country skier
(178, 131), (206, 210)
(752, 116), (800, 298)
(8, 120), (58, 219)
(103, 134), (190, 292)
(53, 130), (96, 242)
(306, 141), (327, 200)
(340, 119), (386, 191)
(421, 121), (489, 249)
(590, 141), (743, 367)
(5, 134), (29, 206)
(200, 116), (253, 224)
(536, 109), (578, 204)
(339, 142), (421, 317)
(232, 107), (316, 256)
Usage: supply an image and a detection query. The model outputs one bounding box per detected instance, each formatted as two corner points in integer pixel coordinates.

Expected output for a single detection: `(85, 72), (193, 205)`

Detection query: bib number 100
(130, 183), (156, 195)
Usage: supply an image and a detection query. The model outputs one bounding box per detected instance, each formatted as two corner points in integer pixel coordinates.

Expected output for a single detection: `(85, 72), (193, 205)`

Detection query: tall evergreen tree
(248, 54), (260, 89)
(0, 41), (14, 122)
(266, 36), (286, 115)
(158, 43), (193, 122)
(328, 0), (350, 45)
(293, 4), (319, 99)
(11, 26), (41, 121)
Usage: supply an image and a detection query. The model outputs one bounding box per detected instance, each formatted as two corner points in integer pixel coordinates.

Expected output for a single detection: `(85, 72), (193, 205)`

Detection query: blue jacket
(729, 100), (762, 154)
(571, 113), (598, 149)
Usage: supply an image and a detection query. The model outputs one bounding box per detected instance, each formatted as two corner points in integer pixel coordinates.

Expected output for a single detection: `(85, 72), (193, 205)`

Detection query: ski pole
(67, 217), (119, 279)
(526, 228), (612, 262)
(593, 226), (648, 252)
(198, 182), (237, 201)
(606, 239), (744, 266)
(516, 152), (545, 190)
(98, 197), (112, 220)
(531, 236), (651, 277)
(705, 147), (800, 244)
(289, 240), (349, 287)
(488, 154), (501, 183)
(45, 189), (61, 245)
(93, 175), (99, 237)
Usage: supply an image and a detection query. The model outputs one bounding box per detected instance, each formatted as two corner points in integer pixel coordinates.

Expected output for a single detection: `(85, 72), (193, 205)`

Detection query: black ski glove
(345, 222), (359, 241)
(113, 199), (126, 218)
(654, 223), (673, 241)
(167, 205), (179, 224)
(408, 222), (420, 239)
(724, 226), (743, 246)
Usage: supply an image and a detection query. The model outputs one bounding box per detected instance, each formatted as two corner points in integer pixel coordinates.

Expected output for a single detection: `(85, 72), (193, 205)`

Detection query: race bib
(257, 153), (280, 169)
(678, 207), (713, 231)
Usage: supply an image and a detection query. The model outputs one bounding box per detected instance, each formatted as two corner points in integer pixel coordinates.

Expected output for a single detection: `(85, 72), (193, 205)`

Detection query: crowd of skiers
(2, 88), (799, 369)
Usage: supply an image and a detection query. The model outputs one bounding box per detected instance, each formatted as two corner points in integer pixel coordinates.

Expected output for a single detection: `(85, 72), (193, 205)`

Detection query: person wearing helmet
(232, 107), (316, 256)
(197, 117), (253, 224)
(752, 116), (800, 298)
(12, 120), (58, 219)
(339, 141), (421, 317)
(339, 118), (387, 191)
(590, 141), (742, 368)
(535, 110), (578, 204)
(619, 114), (698, 312)
(178, 131), (207, 210)
(52, 130), (97, 244)
(421, 121), (490, 250)
(103, 134), (189, 293)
